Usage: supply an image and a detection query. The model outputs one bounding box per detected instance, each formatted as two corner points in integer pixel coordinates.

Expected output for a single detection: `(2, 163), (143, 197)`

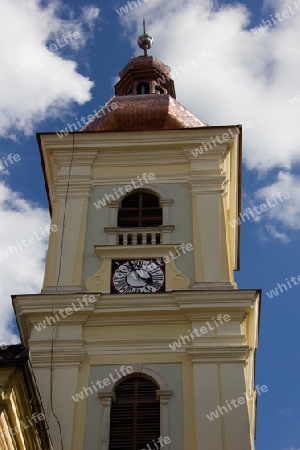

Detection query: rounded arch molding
(117, 184), (170, 202)
(106, 184), (174, 245)
(102, 363), (169, 393)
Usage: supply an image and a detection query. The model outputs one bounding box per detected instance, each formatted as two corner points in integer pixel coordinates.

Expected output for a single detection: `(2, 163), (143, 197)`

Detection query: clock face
(111, 259), (165, 294)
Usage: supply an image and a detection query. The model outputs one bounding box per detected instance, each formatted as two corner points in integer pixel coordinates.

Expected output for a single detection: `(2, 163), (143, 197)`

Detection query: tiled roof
(81, 94), (208, 132)
(0, 344), (28, 364)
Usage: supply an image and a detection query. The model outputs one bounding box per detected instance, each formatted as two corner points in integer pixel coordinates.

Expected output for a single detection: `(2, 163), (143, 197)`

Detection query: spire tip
(137, 19), (153, 56)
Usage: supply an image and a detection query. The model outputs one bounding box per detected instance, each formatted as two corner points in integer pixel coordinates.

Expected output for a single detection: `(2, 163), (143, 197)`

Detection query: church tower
(13, 27), (260, 450)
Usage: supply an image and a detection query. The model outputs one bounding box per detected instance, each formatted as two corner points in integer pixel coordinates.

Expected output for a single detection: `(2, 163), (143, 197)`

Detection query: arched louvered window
(155, 85), (164, 94)
(109, 376), (160, 450)
(137, 82), (150, 94)
(118, 191), (162, 228)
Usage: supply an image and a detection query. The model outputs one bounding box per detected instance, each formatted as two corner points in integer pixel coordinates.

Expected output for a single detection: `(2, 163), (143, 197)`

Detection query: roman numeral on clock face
(151, 272), (164, 281)
(134, 260), (144, 269)
(149, 281), (161, 290)
(114, 279), (126, 290)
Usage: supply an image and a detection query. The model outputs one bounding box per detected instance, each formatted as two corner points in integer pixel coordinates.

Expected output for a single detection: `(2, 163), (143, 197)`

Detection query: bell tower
(13, 27), (260, 450)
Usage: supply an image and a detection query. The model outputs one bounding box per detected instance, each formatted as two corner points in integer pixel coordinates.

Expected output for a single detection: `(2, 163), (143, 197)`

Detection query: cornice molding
(14, 290), (259, 315)
(183, 144), (229, 161)
(94, 244), (183, 259)
(188, 176), (227, 195)
(53, 181), (92, 199)
(184, 311), (247, 321)
(38, 126), (241, 148)
(39, 128), (239, 173)
(29, 348), (87, 367)
(13, 290), (259, 345)
(192, 282), (235, 290)
(185, 345), (251, 363)
(27, 338), (250, 362)
(52, 149), (99, 165)
(173, 290), (260, 309)
(41, 285), (84, 294)
(93, 152), (188, 166)
(91, 172), (190, 184)
(81, 336), (247, 355)
(13, 290), (259, 310)
(85, 313), (188, 326)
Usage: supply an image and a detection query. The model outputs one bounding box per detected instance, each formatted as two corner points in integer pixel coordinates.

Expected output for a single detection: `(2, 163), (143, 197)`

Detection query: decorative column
(156, 390), (173, 443)
(98, 392), (115, 450)
(160, 199), (173, 225)
(44, 149), (98, 289)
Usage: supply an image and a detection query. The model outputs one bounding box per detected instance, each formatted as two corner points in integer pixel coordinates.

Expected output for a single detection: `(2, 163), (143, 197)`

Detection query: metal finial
(137, 19), (153, 56)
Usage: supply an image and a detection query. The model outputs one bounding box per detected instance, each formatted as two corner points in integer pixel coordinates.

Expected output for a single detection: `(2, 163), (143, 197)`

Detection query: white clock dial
(112, 259), (165, 294)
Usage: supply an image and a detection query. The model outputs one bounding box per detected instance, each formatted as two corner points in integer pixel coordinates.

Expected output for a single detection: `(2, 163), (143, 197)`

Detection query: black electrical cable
(28, 358), (53, 449)
(49, 132), (76, 450)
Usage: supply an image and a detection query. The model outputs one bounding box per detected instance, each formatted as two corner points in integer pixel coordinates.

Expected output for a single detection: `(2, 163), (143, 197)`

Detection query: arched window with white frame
(98, 366), (173, 450)
(105, 188), (174, 246)
(109, 375), (160, 450)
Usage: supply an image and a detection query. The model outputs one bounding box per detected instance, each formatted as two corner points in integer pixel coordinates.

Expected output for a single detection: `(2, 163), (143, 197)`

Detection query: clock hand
(128, 262), (141, 280)
(139, 274), (152, 285)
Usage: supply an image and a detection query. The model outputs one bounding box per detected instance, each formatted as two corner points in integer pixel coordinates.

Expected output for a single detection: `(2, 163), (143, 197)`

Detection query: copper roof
(119, 56), (171, 81)
(81, 94), (208, 132)
(115, 55), (176, 98)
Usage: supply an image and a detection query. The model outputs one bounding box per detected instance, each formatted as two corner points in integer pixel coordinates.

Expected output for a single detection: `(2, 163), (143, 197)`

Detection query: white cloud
(0, 181), (50, 345)
(118, 0), (300, 171)
(239, 171), (300, 241)
(0, 0), (100, 138)
(265, 224), (290, 243)
(254, 171), (300, 231)
(81, 5), (100, 28)
(278, 408), (293, 416)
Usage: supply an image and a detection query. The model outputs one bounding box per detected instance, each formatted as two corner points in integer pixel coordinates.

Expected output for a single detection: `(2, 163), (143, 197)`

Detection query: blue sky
(1, 0), (300, 449)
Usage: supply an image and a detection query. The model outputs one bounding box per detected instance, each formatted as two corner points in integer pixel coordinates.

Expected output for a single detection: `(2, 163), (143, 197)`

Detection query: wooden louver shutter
(118, 192), (163, 228)
(109, 376), (160, 450)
